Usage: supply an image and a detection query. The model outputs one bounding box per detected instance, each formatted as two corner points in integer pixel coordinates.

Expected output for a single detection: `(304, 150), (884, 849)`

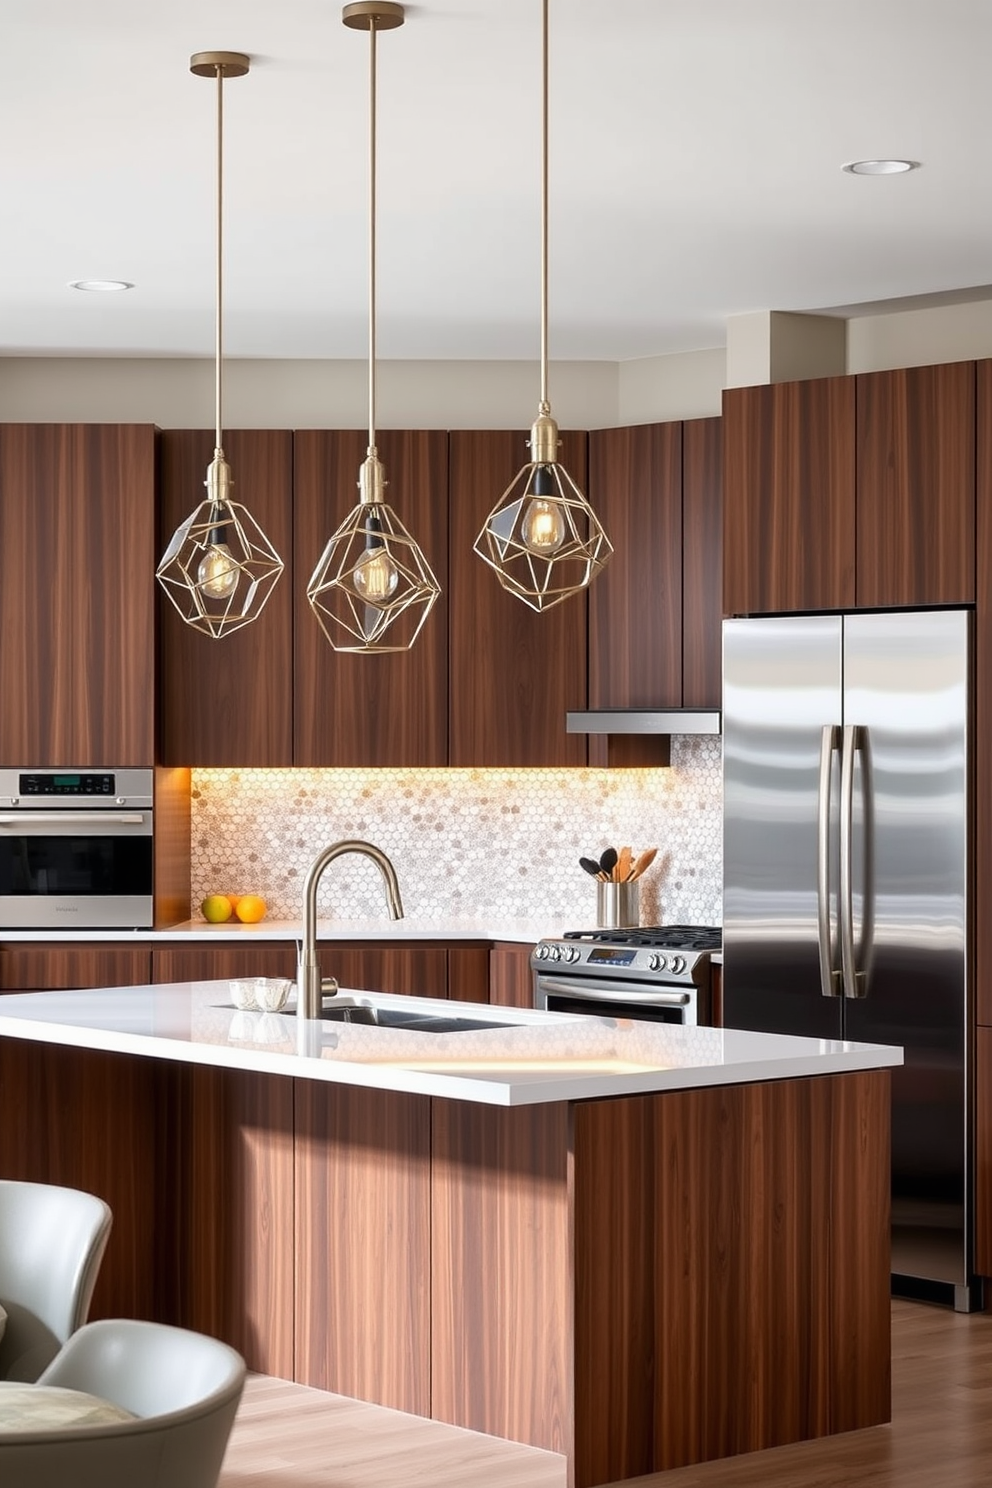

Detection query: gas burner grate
(563, 924), (722, 952)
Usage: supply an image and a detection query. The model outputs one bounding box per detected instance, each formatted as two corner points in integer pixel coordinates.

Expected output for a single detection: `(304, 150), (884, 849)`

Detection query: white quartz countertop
(0, 917), (550, 945)
(0, 981), (902, 1108)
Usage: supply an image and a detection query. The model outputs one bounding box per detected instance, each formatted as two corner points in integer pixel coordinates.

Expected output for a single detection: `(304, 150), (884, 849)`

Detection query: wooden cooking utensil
(628, 847), (657, 881)
(617, 845), (632, 882)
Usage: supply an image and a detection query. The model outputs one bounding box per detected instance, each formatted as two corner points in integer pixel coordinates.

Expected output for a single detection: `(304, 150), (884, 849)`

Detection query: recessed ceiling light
(842, 159), (920, 176)
(68, 279), (134, 292)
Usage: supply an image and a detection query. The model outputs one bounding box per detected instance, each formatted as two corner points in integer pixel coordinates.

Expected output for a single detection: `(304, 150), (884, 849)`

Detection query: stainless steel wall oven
(0, 769), (154, 929)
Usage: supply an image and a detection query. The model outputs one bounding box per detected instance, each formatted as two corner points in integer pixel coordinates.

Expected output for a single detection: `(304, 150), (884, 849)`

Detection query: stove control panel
(532, 939), (707, 985)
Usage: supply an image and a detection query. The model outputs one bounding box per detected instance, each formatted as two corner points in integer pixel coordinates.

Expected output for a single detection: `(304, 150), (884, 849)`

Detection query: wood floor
(219, 1298), (992, 1487)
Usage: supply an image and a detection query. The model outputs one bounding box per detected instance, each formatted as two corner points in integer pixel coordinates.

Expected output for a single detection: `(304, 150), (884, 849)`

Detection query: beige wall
(3, 294), (992, 432)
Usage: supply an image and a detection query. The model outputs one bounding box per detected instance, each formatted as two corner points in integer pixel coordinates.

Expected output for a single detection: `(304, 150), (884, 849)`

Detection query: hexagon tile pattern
(191, 736), (722, 927)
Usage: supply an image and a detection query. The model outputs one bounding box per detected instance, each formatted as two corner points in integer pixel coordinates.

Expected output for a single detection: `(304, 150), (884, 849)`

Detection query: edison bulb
(197, 543), (238, 600)
(521, 498), (565, 555)
(353, 547), (399, 603)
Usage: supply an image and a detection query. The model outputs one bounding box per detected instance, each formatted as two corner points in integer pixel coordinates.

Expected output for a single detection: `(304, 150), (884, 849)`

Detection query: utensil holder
(596, 881), (640, 929)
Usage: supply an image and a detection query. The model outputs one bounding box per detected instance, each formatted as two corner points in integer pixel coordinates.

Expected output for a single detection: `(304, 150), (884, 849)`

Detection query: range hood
(566, 709), (721, 735)
(567, 709), (721, 768)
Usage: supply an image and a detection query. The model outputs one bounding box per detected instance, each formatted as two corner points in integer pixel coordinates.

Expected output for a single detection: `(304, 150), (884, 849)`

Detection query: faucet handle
(320, 976), (339, 1001)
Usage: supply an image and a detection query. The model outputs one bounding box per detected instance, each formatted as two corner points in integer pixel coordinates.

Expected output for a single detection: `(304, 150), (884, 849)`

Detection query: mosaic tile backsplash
(191, 736), (723, 928)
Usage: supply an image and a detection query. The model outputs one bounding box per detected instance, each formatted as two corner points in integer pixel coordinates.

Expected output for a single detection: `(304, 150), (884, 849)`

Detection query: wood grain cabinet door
(447, 429), (588, 767)
(158, 430), (294, 767)
(975, 360), (992, 1029)
(587, 423), (683, 710)
(0, 945), (153, 992)
(0, 424), (156, 766)
(723, 377), (856, 616)
(294, 430), (448, 767)
(855, 362), (976, 608)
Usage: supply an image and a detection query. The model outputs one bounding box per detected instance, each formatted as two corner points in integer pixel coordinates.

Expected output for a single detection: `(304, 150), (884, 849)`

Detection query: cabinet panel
(152, 944), (296, 984)
(723, 379), (856, 615)
(448, 431), (588, 767)
(856, 363), (975, 608)
(682, 416), (724, 708)
(0, 424), (156, 766)
(488, 943), (535, 1009)
(977, 1027), (992, 1274)
(588, 423), (682, 708)
(977, 360), (992, 1028)
(294, 430), (448, 767)
(316, 944), (448, 1001)
(158, 430), (294, 766)
(447, 945), (491, 1005)
(0, 945), (152, 992)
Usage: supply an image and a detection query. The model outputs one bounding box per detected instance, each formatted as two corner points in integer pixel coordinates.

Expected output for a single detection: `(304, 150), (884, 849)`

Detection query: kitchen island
(0, 983), (901, 1487)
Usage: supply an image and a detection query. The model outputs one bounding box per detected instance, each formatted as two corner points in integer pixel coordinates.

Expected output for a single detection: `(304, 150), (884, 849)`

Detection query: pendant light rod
(540, 0), (549, 413)
(368, 14), (378, 455)
(189, 53), (248, 452)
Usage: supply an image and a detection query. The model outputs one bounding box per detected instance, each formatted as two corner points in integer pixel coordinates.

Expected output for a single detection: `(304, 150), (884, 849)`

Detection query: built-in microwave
(0, 769), (154, 929)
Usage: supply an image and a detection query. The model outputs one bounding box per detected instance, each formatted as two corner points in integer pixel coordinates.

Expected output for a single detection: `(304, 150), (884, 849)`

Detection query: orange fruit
(201, 894), (233, 923)
(226, 894), (242, 911)
(235, 894), (267, 924)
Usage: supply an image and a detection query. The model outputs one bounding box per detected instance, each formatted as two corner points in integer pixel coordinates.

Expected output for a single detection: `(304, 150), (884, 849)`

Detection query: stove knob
(565, 945), (581, 963)
(648, 952), (667, 972)
(535, 943), (549, 960)
(670, 955), (687, 975)
(547, 944), (562, 962)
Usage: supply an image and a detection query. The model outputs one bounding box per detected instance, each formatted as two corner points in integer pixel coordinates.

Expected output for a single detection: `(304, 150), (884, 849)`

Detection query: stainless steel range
(531, 925), (721, 1026)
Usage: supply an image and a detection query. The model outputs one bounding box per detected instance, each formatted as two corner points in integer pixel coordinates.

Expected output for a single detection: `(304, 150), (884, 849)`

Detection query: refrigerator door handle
(839, 723), (869, 1000)
(817, 725), (842, 998)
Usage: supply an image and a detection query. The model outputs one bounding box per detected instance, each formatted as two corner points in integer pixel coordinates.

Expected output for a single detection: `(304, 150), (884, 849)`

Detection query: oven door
(533, 972), (697, 1026)
(0, 810), (154, 929)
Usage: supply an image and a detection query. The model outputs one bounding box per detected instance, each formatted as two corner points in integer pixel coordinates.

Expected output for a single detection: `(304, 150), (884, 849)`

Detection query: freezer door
(723, 614), (844, 1039)
(843, 608), (970, 1293)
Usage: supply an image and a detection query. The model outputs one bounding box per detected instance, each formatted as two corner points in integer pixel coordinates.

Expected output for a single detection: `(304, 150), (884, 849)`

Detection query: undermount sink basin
(316, 1000), (522, 1035)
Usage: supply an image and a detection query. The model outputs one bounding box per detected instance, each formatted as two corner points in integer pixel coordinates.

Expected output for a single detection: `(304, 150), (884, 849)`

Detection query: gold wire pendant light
(157, 52), (284, 638)
(474, 0), (612, 612)
(307, 2), (441, 654)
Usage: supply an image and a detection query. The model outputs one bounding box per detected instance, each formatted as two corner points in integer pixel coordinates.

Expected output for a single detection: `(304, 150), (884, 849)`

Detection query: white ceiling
(4, 0), (991, 363)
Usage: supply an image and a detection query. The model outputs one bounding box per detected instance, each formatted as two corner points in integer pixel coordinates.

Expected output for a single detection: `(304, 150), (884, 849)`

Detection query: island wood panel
(315, 943), (449, 1001)
(447, 430), (588, 768)
(0, 424), (156, 767)
(855, 362), (975, 609)
(722, 377), (856, 617)
(652, 1071), (890, 1472)
(173, 1064), (296, 1380)
(157, 429), (295, 767)
(294, 1081), (431, 1415)
(0, 945), (152, 992)
(587, 422), (683, 709)
(978, 362), (992, 1030)
(487, 942), (536, 1009)
(293, 430), (449, 767)
(572, 1096), (656, 1488)
(446, 944), (492, 1004)
(0, 1040), (167, 1326)
(430, 1100), (573, 1456)
(682, 416), (723, 707)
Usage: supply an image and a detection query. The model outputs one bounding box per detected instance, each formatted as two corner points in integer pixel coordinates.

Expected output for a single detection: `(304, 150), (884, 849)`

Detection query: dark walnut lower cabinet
(0, 946), (153, 993)
(488, 942), (535, 1008)
(0, 1043), (891, 1488)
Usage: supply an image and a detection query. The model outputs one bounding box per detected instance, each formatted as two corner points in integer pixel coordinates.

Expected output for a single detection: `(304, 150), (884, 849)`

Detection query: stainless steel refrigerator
(722, 608), (977, 1311)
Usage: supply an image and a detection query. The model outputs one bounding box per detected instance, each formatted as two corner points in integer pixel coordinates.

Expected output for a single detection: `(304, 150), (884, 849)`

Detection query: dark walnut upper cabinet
(294, 430), (449, 767)
(856, 362), (975, 608)
(587, 417), (723, 718)
(0, 424), (156, 767)
(723, 363), (975, 617)
(157, 430), (294, 767)
(723, 376), (856, 616)
(447, 430), (589, 768)
(588, 422), (683, 710)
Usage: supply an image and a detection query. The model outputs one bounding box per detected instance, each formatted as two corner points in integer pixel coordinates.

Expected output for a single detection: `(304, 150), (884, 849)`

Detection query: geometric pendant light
(307, 3), (441, 653)
(156, 52), (284, 638)
(474, 0), (612, 612)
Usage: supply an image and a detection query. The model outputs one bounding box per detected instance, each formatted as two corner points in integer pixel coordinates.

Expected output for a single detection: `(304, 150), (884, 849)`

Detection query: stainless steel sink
(315, 1000), (521, 1034)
